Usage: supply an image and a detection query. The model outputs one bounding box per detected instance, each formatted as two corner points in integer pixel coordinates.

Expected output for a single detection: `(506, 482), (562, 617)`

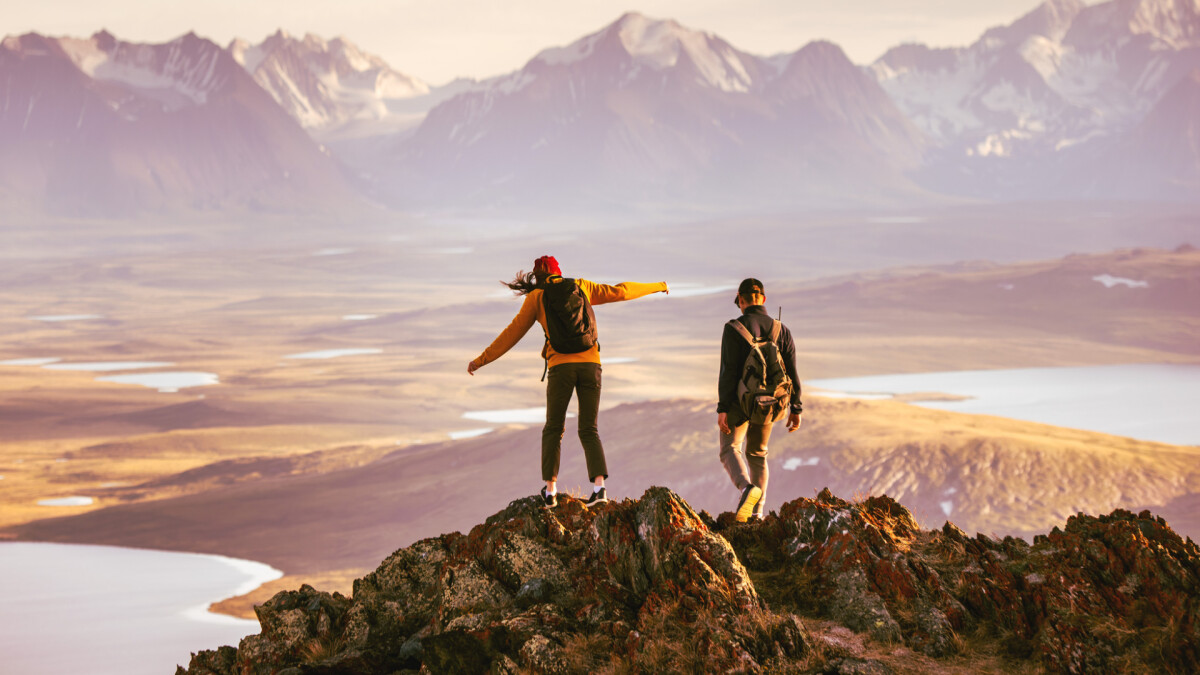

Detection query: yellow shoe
(735, 485), (762, 522)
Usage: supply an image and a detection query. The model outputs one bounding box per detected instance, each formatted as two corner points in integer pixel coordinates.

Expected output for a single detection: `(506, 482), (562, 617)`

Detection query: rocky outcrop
(724, 488), (1200, 673)
(179, 487), (1200, 674)
(180, 487), (811, 674)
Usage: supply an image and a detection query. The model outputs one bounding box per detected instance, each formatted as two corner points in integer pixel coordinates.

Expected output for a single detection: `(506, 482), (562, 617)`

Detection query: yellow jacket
(472, 277), (668, 369)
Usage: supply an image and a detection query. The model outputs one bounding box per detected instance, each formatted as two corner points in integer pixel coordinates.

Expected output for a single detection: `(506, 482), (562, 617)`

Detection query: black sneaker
(583, 487), (608, 508)
(735, 485), (762, 523)
(540, 487), (557, 509)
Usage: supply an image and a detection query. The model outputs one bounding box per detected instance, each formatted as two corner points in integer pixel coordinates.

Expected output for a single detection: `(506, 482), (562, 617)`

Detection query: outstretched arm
(468, 293), (539, 374)
(579, 280), (669, 306)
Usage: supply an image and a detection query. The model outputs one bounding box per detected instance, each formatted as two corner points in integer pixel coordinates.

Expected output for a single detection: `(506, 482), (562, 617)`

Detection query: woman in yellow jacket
(468, 256), (669, 508)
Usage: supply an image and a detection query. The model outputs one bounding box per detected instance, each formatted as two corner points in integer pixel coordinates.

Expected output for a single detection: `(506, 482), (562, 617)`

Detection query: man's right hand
(787, 413), (802, 432)
(717, 412), (731, 435)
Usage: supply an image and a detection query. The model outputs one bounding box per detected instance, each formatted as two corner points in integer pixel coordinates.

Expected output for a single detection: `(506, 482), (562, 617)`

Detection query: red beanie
(534, 255), (561, 276)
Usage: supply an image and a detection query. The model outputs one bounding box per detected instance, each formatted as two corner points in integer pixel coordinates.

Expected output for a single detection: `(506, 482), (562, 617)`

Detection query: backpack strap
(728, 319), (782, 345)
(768, 319), (782, 344)
(727, 319), (757, 345)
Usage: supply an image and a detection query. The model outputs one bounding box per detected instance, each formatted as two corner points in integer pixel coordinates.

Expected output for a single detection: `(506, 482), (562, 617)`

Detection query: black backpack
(728, 319), (793, 425)
(542, 277), (597, 355)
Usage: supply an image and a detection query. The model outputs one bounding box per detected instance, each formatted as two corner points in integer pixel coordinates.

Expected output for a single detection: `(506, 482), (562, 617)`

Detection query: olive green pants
(542, 362), (607, 482)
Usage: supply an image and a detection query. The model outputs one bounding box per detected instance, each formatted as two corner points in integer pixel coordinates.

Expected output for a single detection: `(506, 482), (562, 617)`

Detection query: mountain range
(2, 0), (1198, 216)
(0, 31), (363, 216)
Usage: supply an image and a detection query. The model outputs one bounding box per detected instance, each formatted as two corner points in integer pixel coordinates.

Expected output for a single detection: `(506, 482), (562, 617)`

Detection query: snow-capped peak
(533, 12), (756, 93)
(229, 30), (431, 131)
(57, 31), (230, 108)
(1128, 0), (1200, 47)
(982, 0), (1086, 45)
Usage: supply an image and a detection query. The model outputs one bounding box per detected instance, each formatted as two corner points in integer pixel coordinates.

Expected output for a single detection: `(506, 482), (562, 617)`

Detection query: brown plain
(1, 240), (1198, 617)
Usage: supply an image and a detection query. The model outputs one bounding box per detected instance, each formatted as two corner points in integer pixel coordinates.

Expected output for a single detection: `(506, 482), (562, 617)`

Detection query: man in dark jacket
(717, 278), (802, 522)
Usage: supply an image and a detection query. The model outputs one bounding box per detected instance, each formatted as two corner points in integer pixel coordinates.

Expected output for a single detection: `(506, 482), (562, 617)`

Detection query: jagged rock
(423, 630), (492, 674)
(722, 490), (967, 657)
(175, 645), (237, 675)
(721, 489), (1200, 673)
(180, 487), (1199, 674)
(181, 487), (810, 674)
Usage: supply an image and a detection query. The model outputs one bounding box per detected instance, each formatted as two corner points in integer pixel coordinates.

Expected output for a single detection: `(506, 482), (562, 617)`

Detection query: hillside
(176, 486), (1200, 674)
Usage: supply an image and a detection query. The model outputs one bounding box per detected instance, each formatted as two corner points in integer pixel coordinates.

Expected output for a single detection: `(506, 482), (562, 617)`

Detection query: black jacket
(717, 305), (803, 420)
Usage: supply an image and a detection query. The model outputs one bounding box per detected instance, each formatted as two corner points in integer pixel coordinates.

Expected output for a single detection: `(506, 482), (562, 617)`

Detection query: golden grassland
(1, 243), (1198, 617)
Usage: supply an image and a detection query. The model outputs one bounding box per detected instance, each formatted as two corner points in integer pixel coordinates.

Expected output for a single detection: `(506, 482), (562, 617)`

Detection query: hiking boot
(540, 486), (557, 509)
(583, 487), (608, 508)
(735, 485), (762, 523)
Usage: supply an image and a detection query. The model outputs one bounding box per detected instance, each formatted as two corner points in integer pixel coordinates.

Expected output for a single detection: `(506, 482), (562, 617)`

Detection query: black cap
(738, 278), (765, 296)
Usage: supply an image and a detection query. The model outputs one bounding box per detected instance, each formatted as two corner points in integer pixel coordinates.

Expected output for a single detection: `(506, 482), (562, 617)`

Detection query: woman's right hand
(467, 361), (479, 376)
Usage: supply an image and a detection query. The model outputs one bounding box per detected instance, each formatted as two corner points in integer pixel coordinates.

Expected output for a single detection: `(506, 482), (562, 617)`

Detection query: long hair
(503, 269), (549, 295)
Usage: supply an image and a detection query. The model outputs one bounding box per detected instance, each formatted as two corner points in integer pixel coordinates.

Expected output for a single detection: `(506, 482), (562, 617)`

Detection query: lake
(808, 363), (1200, 446)
(0, 542), (279, 675)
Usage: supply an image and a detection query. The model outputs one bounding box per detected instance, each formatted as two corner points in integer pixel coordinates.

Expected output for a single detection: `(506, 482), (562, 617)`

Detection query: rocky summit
(179, 487), (1199, 674)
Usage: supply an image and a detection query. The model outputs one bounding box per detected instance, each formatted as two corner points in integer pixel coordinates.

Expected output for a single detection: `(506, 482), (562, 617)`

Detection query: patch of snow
(285, 348), (382, 359)
(449, 428), (494, 440)
(603, 357), (639, 364)
(970, 130), (1032, 157)
(944, 487), (958, 495)
(940, 500), (954, 516)
(228, 38), (266, 74)
(0, 358), (61, 366)
(97, 372), (219, 393)
(999, 283), (1016, 290)
(535, 31), (603, 67)
(44, 361), (172, 372)
(38, 497), (94, 507)
(783, 457), (820, 470)
(615, 15), (753, 92)
(463, 408), (575, 424)
(1092, 274), (1148, 288)
(61, 35), (227, 109)
(342, 314), (379, 321)
(495, 71), (536, 95)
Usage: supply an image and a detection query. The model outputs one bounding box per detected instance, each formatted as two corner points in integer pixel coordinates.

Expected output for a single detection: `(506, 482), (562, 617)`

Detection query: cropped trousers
(542, 362), (608, 482)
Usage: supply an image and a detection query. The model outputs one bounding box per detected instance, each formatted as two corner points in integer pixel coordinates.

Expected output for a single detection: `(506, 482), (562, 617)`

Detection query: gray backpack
(728, 319), (793, 425)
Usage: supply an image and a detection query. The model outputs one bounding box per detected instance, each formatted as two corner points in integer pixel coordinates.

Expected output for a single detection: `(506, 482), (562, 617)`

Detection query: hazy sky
(11, 0), (1072, 84)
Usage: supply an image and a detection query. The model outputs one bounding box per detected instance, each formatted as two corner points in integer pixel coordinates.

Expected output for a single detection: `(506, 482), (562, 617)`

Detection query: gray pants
(719, 420), (774, 509)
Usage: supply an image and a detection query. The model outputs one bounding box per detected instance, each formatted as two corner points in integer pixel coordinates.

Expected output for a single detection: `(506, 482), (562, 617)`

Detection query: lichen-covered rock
(721, 489), (1200, 673)
(181, 486), (811, 674)
(723, 489), (967, 658)
(179, 486), (1197, 674)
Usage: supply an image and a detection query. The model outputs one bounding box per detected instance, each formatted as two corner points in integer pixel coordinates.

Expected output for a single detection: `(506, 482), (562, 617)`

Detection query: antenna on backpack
(778, 306), (782, 321)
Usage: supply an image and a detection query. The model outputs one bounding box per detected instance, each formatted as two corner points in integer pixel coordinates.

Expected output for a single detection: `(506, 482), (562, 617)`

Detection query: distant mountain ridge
(386, 13), (930, 211)
(3, 0), (1199, 217)
(870, 0), (1200, 199)
(0, 30), (363, 216)
(228, 30), (431, 133)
